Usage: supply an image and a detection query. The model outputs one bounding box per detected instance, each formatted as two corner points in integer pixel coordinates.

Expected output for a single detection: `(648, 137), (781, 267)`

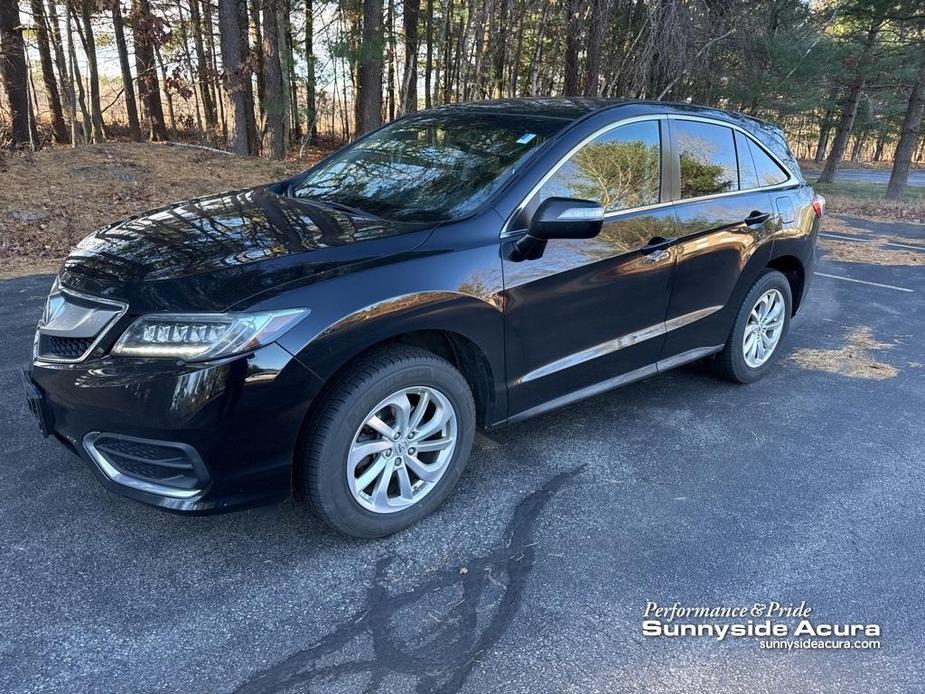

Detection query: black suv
(25, 98), (821, 536)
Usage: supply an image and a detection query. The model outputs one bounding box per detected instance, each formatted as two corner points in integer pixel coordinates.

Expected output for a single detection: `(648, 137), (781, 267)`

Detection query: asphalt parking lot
(1, 215), (923, 693)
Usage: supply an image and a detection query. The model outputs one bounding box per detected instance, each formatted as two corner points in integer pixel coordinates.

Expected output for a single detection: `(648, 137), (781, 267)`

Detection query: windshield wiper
(291, 194), (381, 220)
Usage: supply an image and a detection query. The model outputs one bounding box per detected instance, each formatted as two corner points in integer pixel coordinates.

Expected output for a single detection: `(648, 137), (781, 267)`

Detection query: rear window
(673, 120), (738, 199)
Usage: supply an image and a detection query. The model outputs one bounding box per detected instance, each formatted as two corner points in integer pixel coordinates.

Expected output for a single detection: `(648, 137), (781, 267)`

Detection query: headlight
(111, 309), (308, 361)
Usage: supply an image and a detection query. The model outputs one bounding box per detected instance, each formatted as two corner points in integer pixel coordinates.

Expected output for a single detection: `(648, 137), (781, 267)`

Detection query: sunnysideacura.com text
(641, 601), (881, 650)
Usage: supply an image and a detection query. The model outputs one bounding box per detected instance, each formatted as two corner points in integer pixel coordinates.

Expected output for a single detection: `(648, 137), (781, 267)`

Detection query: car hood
(59, 186), (434, 312)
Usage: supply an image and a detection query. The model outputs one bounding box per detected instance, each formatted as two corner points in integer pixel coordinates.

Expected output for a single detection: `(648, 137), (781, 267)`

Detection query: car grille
(39, 335), (95, 360)
(86, 434), (208, 493)
(35, 286), (126, 363)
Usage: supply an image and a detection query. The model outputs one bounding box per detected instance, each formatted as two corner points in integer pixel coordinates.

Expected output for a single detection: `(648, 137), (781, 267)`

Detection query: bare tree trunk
(424, 0), (433, 108)
(219, 0), (252, 153)
(189, 0), (218, 138)
(285, 11), (299, 140)
(492, 0), (511, 97)
(29, 0), (68, 142)
(276, 0), (292, 143)
(175, 0), (203, 135)
(584, 0), (606, 96)
(76, 1), (105, 141)
(238, 0), (259, 153)
(250, 0), (265, 124)
(813, 125), (830, 164)
(260, 0), (285, 158)
(563, 0), (581, 96)
(153, 42), (177, 136)
(872, 136), (884, 162)
(440, 0), (452, 104)
(45, 0), (73, 126)
(67, 8), (91, 142)
(400, 0), (419, 113)
(202, 0), (226, 142)
(132, 0), (169, 140)
(304, 0), (317, 142)
(356, 0), (384, 134)
(0, 0), (37, 147)
(886, 72), (925, 201)
(111, 0), (141, 141)
(817, 81), (863, 183)
(850, 133), (866, 161)
(818, 24), (879, 184)
(386, 0), (395, 120)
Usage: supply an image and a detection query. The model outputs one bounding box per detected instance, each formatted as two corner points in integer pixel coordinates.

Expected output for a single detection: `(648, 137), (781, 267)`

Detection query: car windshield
(290, 111), (567, 222)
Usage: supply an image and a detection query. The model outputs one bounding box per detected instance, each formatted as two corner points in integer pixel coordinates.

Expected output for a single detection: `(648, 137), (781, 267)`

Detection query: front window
(535, 120), (662, 213)
(291, 112), (566, 222)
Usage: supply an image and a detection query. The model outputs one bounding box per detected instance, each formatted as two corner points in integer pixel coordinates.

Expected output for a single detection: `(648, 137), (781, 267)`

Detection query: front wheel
(298, 346), (475, 537)
(715, 269), (792, 384)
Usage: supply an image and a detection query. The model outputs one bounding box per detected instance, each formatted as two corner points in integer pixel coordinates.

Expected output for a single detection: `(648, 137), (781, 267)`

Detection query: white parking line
(816, 272), (914, 293)
(820, 232), (865, 242)
(820, 232), (925, 252)
(885, 240), (925, 252)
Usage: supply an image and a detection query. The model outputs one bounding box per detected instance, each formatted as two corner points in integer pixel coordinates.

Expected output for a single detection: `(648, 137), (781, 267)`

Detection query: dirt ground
(0, 143), (327, 278)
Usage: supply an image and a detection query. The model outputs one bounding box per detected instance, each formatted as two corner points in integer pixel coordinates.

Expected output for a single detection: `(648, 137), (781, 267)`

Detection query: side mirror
(509, 197), (604, 261)
(528, 197), (604, 240)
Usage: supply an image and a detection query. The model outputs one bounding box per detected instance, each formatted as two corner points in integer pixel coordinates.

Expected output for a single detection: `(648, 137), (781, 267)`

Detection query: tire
(715, 269), (793, 384)
(298, 345), (476, 537)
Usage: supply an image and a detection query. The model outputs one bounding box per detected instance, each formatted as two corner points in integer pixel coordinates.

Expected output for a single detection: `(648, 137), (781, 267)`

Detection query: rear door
(658, 118), (781, 362)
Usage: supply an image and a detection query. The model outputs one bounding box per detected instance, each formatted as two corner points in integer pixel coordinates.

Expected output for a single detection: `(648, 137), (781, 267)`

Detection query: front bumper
(27, 343), (324, 513)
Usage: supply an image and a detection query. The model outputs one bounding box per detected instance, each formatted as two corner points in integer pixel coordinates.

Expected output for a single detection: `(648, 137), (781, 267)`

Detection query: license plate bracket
(21, 369), (53, 437)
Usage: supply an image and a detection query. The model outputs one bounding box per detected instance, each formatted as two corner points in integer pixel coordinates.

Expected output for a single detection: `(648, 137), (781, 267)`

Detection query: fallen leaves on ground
(0, 142), (328, 279)
(790, 327), (898, 380)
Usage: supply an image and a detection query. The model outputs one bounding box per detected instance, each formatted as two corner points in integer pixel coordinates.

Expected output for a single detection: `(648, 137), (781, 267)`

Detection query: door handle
(744, 210), (770, 227)
(643, 248), (670, 263)
(642, 235), (673, 251)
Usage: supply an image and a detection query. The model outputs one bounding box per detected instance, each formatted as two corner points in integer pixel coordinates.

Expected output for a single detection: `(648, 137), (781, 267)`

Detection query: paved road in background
(803, 167), (925, 186)
(1, 218), (923, 693)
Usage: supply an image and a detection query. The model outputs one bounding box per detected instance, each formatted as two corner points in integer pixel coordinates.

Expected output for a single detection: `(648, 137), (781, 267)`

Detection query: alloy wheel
(347, 386), (458, 514)
(743, 288), (785, 368)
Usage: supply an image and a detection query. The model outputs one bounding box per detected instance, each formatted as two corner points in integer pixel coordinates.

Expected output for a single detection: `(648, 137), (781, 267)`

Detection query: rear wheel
(715, 269), (792, 384)
(298, 346), (475, 537)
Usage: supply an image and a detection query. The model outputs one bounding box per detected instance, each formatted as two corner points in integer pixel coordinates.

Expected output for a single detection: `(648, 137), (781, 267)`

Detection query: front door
(502, 118), (678, 419)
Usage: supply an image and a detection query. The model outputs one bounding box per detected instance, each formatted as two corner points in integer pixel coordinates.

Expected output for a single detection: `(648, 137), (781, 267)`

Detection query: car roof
(428, 97), (780, 133)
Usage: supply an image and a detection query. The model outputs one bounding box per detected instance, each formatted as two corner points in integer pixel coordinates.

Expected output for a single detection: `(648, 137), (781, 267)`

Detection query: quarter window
(536, 121), (661, 213)
(749, 139), (790, 186)
(674, 120), (738, 199)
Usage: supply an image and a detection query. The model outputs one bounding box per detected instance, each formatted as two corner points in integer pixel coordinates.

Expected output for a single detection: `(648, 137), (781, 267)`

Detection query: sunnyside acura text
(23, 98), (822, 536)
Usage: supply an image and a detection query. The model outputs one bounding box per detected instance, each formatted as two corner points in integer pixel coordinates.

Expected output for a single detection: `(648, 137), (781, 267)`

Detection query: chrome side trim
(663, 305), (724, 333)
(83, 432), (205, 500)
(516, 304), (723, 384)
(508, 363), (659, 424)
(503, 112), (799, 237)
(506, 343), (724, 425)
(656, 344), (724, 372)
(35, 286), (128, 364)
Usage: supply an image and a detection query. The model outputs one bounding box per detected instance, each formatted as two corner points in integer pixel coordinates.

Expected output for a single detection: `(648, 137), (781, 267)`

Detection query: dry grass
(790, 327), (898, 380)
(0, 142), (325, 278)
(826, 196), (925, 224)
(819, 238), (925, 267)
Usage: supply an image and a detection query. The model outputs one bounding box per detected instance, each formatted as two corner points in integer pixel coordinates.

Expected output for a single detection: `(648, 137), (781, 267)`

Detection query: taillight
(812, 194), (825, 219)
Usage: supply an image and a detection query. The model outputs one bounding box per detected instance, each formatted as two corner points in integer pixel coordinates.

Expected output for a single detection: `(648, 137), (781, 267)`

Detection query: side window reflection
(674, 120), (739, 198)
(536, 121), (661, 214)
